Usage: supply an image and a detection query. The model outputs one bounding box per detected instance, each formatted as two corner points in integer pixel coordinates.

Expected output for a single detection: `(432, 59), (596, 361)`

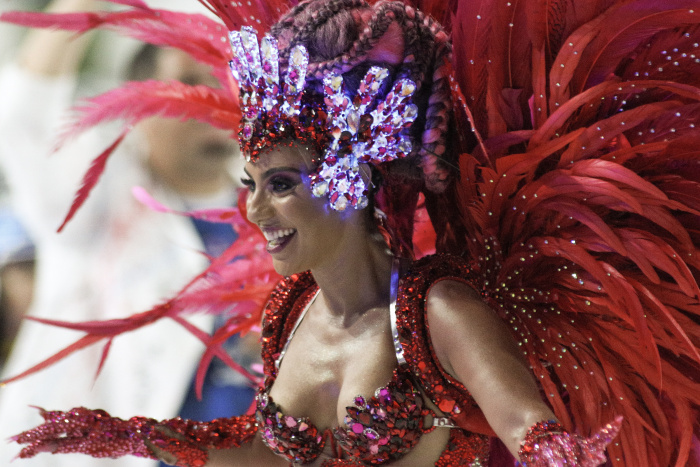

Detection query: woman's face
(242, 145), (364, 276)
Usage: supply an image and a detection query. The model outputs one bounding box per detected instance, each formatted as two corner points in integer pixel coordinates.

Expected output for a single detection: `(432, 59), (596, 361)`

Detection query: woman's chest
(268, 313), (399, 430)
(260, 353), (443, 466)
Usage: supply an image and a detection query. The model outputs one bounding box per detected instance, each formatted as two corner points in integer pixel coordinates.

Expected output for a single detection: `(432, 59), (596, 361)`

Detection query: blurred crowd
(0, 1), (258, 466)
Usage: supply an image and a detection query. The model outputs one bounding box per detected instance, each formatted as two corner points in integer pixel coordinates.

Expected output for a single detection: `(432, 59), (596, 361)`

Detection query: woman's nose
(245, 188), (272, 224)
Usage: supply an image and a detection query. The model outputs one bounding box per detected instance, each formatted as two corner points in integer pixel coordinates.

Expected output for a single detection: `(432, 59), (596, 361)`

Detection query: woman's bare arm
(426, 279), (555, 456)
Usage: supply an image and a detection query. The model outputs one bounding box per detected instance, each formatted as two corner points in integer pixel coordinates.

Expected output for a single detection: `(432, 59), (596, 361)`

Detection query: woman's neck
(310, 231), (394, 325)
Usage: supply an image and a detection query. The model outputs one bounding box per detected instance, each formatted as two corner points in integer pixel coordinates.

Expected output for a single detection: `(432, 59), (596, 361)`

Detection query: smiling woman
(6, 0), (700, 466)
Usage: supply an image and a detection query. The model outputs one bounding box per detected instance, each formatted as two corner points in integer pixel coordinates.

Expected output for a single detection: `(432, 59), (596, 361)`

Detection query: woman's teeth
(264, 228), (296, 246)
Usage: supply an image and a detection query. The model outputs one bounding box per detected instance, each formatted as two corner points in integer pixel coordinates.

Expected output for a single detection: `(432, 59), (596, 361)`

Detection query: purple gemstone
(242, 126), (253, 140)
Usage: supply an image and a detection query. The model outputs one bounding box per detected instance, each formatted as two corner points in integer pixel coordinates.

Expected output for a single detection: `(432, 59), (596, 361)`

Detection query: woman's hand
(18, 0), (99, 77)
(145, 425), (187, 465)
(11, 406), (259, 466)
(11, 406), (161, 460)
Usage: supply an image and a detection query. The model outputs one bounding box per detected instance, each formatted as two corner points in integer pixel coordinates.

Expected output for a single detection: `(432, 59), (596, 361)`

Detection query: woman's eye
(270, 177), (296, 193)
(240, 177), (255, 192)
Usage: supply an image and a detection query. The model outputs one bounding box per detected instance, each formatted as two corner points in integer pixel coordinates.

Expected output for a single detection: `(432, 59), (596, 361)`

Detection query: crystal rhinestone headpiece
(229, 27), (419, 211)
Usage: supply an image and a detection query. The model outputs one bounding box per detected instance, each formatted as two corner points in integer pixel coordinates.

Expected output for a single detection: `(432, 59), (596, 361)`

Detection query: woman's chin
(271, 258), (304, 277)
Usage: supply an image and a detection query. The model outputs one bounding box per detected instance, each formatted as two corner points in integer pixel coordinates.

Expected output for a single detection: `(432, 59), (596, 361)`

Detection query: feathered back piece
(433, 0), (700, 465)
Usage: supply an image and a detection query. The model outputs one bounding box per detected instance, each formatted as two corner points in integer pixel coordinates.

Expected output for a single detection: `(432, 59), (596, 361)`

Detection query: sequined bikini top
(257, 367), (431, 464)
(255, 260), (449, 465)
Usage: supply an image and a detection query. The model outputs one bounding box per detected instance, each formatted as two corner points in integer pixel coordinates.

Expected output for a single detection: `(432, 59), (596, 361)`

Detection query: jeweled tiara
(229, 26), (418, 211)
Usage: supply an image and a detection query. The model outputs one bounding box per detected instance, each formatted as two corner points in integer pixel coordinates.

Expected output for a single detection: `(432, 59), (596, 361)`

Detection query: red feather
(572, 0), (700, 90)
(445, 4), (700, 460)
(94, 339), (114, 383)
(1, 6), (236, 84)
(530, 78), (700, 147)
(57, 80), (239, 147)
(0, 10), (108, 32)
(0, 335), (104, 386)
(451, 0), (495, 137)
(56, 130), (127, 233)
(197, 0), (295, 31)
(106, 0), (149, 8)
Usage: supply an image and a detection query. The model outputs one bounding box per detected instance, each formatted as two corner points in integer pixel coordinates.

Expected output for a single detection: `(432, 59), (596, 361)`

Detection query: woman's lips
(262, 228), (297, 254)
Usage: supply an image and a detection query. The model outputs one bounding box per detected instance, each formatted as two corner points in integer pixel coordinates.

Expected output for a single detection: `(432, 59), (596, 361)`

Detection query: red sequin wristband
(518, 418), (622, 467)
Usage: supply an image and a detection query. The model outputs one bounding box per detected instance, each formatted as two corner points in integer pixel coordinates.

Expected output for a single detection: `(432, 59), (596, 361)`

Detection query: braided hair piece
(271, 0), (456, 194)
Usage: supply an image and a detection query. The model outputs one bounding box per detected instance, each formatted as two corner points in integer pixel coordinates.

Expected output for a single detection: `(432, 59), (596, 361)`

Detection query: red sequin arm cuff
(518, 417), (622, 466)
(11, 407), (258, 466)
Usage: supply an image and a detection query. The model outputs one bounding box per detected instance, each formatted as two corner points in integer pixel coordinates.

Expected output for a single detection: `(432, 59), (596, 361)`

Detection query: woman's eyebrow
(261, 167), (302, 179)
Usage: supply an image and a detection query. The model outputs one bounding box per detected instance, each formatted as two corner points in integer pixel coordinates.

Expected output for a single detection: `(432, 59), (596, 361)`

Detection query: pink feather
(3, 193), (279, 390)
(56, 130), (127, 233)
(1, 335), (104, 386)
(58, 81), (239, 146)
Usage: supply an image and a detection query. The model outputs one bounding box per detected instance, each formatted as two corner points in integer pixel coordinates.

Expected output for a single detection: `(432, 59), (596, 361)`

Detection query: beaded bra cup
(256, 368), (429, 464)
(255, 259), (446, 465)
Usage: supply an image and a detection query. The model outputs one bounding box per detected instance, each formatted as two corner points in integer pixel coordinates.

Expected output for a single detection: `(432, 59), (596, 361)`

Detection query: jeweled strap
(389, 257), (405, 366)
(260, 271), (317, 382)
(274, 288), (320, 370)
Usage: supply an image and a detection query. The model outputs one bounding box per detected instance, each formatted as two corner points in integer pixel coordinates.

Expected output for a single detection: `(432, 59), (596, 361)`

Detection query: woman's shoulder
(398, 253), (487, 319)
(401, 253), (480, 296)
(405, 254), (494, 324)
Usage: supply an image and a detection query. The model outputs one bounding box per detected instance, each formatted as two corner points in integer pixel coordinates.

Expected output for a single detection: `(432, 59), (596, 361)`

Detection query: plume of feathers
(55, 81), (240, 231)
(2, 193), (280, 395)
(441, 1), (700, 465)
